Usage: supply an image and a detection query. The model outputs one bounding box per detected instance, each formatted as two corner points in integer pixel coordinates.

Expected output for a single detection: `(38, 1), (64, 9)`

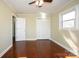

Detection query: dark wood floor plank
(2, 39), (75, 58)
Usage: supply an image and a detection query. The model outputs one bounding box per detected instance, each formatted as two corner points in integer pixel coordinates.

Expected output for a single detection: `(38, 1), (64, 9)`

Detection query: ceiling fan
(29, 0), (53, 7)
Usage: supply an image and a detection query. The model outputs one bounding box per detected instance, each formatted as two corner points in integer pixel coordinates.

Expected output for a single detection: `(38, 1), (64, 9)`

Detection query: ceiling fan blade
(29, 1), (36, 5)
(38, 6), (42, 8)
(44, 0), (53, 2)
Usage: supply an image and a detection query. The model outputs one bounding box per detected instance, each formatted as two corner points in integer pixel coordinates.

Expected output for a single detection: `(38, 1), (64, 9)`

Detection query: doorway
(15, 18), (26, 41)
(12, 16), (16, 44)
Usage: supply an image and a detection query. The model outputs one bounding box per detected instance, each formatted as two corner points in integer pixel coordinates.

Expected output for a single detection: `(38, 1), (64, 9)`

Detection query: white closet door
(36, 18), (51, 39)
(15, 18), (26, 41)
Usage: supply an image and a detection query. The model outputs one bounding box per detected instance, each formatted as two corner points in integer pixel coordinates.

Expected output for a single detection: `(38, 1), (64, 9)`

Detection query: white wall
(0, 0), (15, 57)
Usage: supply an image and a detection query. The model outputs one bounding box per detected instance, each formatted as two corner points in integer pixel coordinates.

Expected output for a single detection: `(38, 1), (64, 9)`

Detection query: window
(59, 5), (79, 30)
(62, 10), (76, 28)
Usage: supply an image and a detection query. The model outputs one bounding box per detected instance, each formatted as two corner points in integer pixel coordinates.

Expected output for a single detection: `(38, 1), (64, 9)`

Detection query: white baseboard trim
(0, 44), (12, 57)
(16, 39), (51, 41)
(16, 39), (37, 41)
(50, 39), (78, 56)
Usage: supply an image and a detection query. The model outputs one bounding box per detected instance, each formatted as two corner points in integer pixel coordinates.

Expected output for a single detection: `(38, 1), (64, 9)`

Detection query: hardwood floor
(2, 39), (75, 58)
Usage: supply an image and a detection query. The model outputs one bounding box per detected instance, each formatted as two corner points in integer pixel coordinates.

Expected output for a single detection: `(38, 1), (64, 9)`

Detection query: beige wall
(0, 0), (15, 56)
(51, 0), (79, 55)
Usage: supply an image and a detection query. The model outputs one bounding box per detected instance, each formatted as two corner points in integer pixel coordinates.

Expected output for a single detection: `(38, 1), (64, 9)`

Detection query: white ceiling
(3, 0), (73, 14)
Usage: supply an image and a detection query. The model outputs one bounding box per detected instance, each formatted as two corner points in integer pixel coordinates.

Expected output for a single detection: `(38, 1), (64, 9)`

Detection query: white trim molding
(0, 44), (12, 57)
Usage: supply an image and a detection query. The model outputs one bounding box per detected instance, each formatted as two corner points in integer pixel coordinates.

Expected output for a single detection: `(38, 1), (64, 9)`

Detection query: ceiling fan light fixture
(29, 0), (53, 7)
(35, 0), (39, 5)
(35, 0), (44, 7)
(39, 0), (44, 6)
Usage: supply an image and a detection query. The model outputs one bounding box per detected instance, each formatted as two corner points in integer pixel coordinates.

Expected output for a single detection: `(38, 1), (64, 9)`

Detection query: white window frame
(59, 4), (79, 30)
